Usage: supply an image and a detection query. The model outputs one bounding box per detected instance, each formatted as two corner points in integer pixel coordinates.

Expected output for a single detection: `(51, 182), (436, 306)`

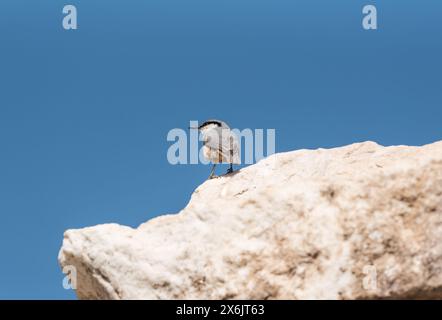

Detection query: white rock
(58, 141), (442, 299)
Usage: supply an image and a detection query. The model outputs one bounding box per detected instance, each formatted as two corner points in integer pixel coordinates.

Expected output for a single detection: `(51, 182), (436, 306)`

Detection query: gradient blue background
(0, 0), (440, 299)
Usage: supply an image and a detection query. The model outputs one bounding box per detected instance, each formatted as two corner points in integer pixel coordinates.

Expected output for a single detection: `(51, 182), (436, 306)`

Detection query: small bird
(190, 119), (240, 179)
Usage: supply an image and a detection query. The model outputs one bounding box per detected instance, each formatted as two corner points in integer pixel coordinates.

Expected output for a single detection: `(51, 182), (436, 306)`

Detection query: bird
(190, 119), (240, 179)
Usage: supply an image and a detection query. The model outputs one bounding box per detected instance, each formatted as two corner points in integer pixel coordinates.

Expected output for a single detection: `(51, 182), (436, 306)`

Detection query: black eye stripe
(198, 121), (221, 129)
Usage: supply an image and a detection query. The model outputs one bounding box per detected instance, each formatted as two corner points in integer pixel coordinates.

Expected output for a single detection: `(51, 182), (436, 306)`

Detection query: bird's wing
(203, 128), (240, 163)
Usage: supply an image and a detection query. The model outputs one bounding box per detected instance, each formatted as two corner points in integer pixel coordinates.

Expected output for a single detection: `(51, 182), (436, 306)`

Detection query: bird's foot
(208, 174), (218, 180)
(226, 168), (234, 174)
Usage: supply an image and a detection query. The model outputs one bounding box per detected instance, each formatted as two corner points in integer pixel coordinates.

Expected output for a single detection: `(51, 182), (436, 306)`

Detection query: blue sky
(0, 1), (440, 299)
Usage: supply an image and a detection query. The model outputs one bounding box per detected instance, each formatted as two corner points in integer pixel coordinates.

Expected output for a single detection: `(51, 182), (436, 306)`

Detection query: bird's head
(189, 119), (230, 132)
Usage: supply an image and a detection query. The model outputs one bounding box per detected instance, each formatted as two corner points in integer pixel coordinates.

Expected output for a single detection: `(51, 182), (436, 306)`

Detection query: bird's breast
(203, 145), (222, 163)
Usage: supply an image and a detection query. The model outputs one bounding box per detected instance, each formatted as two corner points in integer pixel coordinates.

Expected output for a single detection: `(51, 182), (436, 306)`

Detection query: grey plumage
(201, 126), (239, 164)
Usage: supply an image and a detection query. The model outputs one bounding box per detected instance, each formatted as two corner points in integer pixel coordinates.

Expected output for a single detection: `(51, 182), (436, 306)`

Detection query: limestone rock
(58, 141), (442, 299)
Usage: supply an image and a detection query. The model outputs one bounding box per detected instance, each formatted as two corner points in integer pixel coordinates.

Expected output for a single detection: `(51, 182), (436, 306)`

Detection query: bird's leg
(208, 164), (217, 179)
(226, 145), (234, 174)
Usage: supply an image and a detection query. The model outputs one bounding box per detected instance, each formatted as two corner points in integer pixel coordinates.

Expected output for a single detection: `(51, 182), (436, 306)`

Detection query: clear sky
(0, 0), (440, 299)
